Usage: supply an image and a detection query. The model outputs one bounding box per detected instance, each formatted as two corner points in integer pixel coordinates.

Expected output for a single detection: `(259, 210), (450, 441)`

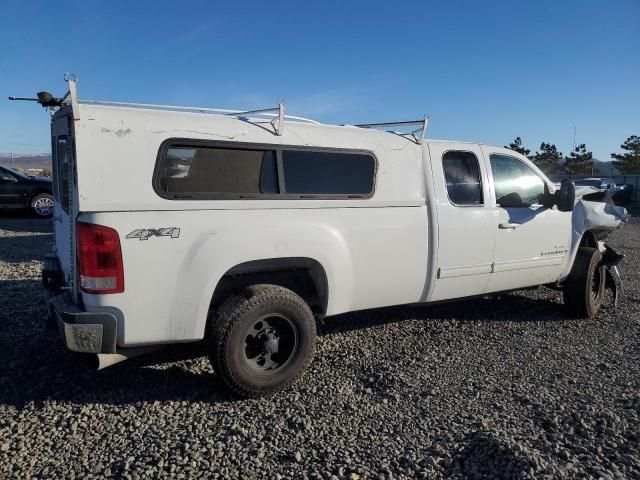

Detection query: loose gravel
(0, 213), (638, 479)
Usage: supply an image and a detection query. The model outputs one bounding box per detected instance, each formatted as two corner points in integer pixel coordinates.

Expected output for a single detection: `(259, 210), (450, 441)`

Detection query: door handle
(499, 222), (520, 229)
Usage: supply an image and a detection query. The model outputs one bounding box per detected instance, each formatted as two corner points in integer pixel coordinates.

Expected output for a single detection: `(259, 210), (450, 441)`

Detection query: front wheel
(563, 247), (605, 318)
(30, 193), (54, 217)
(209, 284), (316, 397)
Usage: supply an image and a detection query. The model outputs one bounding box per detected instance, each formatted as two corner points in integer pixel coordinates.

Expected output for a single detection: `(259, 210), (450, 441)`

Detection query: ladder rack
(9, 73), (430, 142)
(355, 117), (429, 144)
(77, 100), (322, 136)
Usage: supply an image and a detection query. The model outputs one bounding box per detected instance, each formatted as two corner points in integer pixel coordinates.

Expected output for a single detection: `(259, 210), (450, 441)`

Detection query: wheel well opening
(210, 258), (328, 316)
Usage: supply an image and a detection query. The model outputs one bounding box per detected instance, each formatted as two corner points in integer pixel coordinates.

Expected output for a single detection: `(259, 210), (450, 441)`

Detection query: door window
(442, 151), (483, 205)
(0, 168), (16, 182)
(489, 154), (545, 207)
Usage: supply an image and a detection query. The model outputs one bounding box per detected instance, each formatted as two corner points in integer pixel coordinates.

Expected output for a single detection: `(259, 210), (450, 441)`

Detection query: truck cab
(425, 142), (573, 301)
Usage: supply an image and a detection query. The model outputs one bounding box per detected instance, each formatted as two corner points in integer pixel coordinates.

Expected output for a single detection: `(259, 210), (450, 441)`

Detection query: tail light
(76, 222), (124, 294)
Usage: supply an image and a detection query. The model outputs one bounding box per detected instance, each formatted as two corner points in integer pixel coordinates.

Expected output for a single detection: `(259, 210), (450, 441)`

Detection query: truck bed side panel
(81, 207), (427, 345)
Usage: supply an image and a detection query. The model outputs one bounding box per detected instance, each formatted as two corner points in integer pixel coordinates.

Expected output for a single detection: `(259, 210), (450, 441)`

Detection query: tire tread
(210, 284), (316, 398)
(563, 247), (604, 318)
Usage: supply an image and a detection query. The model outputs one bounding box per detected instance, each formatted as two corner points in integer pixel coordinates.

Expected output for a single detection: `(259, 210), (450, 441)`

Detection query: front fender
(558, 199), (628, 283)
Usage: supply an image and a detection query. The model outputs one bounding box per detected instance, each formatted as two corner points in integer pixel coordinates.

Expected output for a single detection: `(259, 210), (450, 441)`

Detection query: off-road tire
(30, 193), (54, 217)
(563, 247), (605, 318)
(208, 284), (316, 397)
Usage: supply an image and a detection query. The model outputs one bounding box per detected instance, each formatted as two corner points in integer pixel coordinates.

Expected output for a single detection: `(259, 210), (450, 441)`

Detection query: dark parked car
(612, 184), (634, 206)
(0, 164), (54, 217)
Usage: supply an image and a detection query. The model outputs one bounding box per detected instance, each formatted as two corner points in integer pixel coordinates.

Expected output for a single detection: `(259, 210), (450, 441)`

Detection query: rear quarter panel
(81, 207), (427, 345)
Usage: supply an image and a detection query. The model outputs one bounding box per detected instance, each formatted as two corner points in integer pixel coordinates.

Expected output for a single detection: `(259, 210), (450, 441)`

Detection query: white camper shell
(21, 76), (626, 397)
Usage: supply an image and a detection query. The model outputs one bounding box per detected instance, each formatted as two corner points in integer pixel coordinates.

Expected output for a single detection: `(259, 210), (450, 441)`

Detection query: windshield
(0, 165), (29, 178)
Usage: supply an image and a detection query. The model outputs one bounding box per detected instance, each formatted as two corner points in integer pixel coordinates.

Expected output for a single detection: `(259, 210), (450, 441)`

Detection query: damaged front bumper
(565, 188), (629, 308)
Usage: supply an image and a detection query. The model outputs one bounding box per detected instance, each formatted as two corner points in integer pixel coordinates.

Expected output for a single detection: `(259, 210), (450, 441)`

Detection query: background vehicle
(573, 177), (617, 190)
(24, 77), (627, 397)
(573, 177), (634, 206)
(0, 164), (54, 217)
(612, 184), (634, 205)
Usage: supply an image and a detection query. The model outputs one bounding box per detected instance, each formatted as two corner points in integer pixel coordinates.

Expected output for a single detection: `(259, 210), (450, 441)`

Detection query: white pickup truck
(14, 76), (628, 397)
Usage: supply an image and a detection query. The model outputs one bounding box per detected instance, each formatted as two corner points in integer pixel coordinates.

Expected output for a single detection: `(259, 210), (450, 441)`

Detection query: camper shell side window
(153, 139), (377, 200)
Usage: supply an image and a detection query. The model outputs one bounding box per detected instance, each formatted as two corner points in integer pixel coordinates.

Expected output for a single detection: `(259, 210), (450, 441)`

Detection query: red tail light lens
(76, 222), (124, 294)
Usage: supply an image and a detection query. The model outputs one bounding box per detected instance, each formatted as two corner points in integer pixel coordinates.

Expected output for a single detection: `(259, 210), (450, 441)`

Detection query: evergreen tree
(611, 135), (640, 173)
(504, 137), (530, 156)
(532, 142), (562, 174)
(564, 143), (593, 175)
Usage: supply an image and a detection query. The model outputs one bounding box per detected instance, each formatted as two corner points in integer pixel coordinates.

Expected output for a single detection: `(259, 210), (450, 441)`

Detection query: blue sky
(1, 0), (638, 160)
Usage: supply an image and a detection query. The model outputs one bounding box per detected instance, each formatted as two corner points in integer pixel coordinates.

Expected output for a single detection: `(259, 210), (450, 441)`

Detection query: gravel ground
(0, 213), (638, 479)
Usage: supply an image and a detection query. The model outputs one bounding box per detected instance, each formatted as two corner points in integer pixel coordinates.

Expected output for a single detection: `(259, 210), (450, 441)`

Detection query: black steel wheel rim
(242, 314), (298, 375)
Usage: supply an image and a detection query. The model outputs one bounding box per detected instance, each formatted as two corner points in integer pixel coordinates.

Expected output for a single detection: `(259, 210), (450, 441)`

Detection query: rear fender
(174, 221), (354, 341)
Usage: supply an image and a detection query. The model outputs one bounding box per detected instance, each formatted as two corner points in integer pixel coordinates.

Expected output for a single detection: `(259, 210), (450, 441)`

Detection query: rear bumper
(47, 293), (118, 354)
(44, 254), (117, 354)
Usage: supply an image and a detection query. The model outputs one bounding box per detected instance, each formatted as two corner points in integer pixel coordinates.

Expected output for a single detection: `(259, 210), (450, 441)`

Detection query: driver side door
(482, 148), (571, 292)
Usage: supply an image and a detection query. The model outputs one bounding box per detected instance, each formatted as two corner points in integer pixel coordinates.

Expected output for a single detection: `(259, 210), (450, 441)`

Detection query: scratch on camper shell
(149, 129), (251, 141)
(100, 127), (133, 138)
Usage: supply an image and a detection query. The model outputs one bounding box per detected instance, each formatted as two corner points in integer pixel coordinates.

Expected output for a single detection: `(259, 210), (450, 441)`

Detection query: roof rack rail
(223, 102), (288, 135)
(78, 99), (323, 136)
(355, 116), (429, 144)
(10, 73), (321, 136)
(11, 74), (432, 142)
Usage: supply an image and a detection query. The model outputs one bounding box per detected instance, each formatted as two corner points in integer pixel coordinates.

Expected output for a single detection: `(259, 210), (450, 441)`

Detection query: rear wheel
(563, 247), (605, 318)
(209, 284), (316, 397)
(31, 193), (54, 217)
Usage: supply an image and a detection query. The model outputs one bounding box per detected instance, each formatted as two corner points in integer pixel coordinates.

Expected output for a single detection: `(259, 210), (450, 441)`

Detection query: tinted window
(55, 136), (71, 213)
(0, 167), (16, 181)
(159, 146), (278, 195)
(282, 150), (374, 195)
(442, 151), (483, 205)
(490, 154), (545, 207)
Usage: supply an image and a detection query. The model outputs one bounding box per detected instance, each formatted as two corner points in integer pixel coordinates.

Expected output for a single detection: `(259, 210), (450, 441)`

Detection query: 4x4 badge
(126, 227), (180, 241)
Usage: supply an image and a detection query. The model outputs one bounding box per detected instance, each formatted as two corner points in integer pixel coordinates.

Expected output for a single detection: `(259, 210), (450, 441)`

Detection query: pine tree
(504, 137), (530, 156)
(611, 135), (640, 173)
(532, 142), (562, 174)
(564, 144), (593, 175)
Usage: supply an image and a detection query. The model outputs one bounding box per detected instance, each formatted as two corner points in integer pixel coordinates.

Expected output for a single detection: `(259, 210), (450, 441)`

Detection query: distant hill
(0, 154), (51, 172)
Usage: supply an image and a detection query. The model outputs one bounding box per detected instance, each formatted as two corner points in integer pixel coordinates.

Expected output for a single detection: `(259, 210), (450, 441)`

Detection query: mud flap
(604, 266), (622, 308)
(602, 245), (623, 309)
